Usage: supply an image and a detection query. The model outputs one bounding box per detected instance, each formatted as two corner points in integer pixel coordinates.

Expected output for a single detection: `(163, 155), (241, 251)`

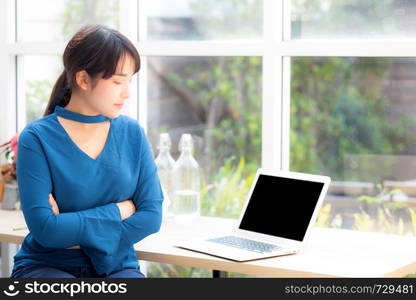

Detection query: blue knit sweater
(13, 105), (163, 276)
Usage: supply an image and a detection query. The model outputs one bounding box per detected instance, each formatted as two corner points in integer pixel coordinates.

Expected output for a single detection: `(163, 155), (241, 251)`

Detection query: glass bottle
(172, 134), (200, 220)
(155, 133), (175, 219)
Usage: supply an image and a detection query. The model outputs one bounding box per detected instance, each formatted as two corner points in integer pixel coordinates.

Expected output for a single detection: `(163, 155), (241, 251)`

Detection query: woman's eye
(113, 81), (122, 85)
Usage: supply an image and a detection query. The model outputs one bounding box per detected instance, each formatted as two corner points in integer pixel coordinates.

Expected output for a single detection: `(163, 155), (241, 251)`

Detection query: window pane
(145, 0), (263, 40)
(19, 55), (61, 124)
(290, 57), (416, 235)
(291, 0), (416, 39)
(17, 0), (120, 42)
(148, 56), (262, 219)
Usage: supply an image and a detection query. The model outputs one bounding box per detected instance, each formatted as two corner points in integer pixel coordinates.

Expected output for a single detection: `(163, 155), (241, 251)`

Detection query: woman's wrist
(116, 202), (125, 220)
(116, 200), (136, 220)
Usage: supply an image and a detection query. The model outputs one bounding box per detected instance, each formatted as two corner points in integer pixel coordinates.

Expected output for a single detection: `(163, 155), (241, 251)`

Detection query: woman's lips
(114, 103), (124, 109)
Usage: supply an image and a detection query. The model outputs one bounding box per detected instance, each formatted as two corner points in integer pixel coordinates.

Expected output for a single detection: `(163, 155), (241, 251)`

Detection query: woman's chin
(105, 110), (121, 119)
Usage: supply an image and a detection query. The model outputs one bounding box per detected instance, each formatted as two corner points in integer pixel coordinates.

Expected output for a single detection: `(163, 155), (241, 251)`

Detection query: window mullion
(119, 0), (139, 120)
(137, 0), (148, 132)
(262, 0), (283, 171)
(0, 0), (17, 167)
(281, 0), (292, 171)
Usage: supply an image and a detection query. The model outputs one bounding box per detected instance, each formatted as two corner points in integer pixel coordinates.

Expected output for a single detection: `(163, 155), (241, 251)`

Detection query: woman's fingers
(125, 200), (136, 218)
(66, 245), (81, 249)
(50, 202), (59, 215)
(48, 193), (60, 215)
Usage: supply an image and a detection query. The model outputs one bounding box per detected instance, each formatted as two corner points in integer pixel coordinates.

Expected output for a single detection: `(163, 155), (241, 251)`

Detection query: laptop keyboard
(207, 235), (281, 254)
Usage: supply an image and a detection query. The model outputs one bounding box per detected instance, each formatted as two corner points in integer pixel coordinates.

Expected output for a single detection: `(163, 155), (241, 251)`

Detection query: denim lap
(11, 265), (76, 278)
(11, 265), (145, 278)
(107, 268), (145, 278)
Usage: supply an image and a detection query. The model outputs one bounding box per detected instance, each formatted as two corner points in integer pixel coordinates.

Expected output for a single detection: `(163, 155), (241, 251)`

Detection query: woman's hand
(48, 193), (80, 250)
(66, 245), (81, 249)
(116, 200), (136, 220)
(48, 193), (60, 215)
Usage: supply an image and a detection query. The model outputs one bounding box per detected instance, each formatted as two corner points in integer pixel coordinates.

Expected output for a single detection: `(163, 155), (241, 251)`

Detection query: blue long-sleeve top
(13, 105), (164, 276)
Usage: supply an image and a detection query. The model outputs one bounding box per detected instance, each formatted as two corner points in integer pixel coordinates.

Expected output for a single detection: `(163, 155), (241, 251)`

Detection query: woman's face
(87, 54), (136, 119)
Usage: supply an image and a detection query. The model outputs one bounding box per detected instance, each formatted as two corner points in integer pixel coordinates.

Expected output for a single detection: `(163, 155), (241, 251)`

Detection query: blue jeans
(10, 264), (145, 278)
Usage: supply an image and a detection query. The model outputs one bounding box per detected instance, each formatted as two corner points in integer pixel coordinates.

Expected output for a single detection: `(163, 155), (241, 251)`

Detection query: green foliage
(353, 208), (414, 236)
(189, 0), (262, 39)
(26, 80), (52, 123)
(410, 208), (416, 235)
(355, 184), (415, 235)
(146, 262), (252, 278)
(165, 56), (262, 180)
(291, 0), (396, 38)
(147, 263), (211, 278)
(314, 203), (332, 227)
(290, 57), (416, 181)
(200, 156), (255, 218)
(60, 0), (120, 39)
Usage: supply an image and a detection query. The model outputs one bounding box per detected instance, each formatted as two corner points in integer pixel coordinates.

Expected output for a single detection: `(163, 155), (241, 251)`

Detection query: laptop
(175, 168), (331, 261)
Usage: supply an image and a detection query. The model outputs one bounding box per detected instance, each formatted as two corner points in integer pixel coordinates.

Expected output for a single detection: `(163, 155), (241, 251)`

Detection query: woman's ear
(75, 70), (90, 91)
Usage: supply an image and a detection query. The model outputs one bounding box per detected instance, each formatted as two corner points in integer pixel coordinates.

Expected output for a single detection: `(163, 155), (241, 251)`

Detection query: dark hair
(43, 24), (140, 116)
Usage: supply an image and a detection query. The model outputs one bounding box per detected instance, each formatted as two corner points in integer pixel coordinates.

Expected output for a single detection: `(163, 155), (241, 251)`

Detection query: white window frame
(0, 0), (16, 167)
(2, 0), (416, 180)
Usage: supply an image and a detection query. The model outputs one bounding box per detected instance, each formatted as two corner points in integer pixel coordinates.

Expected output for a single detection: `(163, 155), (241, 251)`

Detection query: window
(290, 57), (416, 234)
(17, 0), (120, 42)
(144, 0), (263, 40)
(2, 0), (415, 278)
(17, 55), (61, 124)
(291, 0), (416, 39)
(147, 56), (262, 218)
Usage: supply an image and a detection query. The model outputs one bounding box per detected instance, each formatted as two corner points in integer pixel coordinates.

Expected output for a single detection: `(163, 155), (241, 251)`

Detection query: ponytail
(43, 70), (72, 117)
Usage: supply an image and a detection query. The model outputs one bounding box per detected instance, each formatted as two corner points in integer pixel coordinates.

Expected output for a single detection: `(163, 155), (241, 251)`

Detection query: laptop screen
(239, 174), (325, 241)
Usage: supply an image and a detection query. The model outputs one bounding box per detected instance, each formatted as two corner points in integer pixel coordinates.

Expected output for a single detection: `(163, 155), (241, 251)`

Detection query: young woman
(10, 24), (164, 278)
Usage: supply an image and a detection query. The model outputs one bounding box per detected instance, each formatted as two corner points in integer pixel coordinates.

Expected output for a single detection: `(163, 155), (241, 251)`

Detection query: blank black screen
(239, 175), (324, 241)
